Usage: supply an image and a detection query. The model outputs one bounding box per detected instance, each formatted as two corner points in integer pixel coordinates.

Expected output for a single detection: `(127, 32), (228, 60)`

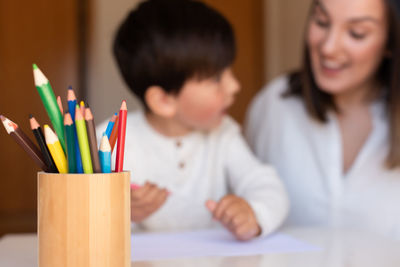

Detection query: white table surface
(1, 227), (399, 267)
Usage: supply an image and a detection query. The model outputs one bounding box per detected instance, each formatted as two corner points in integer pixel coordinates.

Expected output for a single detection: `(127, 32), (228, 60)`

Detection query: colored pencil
(99, 134), (111, 173)
(80, 101), (85, 118)
(1, 115), (48, 171)
(105, 113), (118, 139)
(67, 87), (77, 117)
(85, 106), (101, 173)
(43, 125), (68, 173)
(33, 64), (66, 152)
(115, 100), (127, 172)
(57, 96), (64, 115)
(67, 86), (83, 173)
(75, 104), (93, 174)
(109, 114), (119, 153)
(64, 113), (77, 173)
(29, 115), (58, 173)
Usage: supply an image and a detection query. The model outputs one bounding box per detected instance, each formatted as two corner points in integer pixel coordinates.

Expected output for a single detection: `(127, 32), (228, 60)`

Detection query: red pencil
(115, 100), (127, 172)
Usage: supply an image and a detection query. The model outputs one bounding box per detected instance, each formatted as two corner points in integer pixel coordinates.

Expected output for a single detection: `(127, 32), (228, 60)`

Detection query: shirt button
(176, 140), (182, 148)
(178, 162), (185, 169)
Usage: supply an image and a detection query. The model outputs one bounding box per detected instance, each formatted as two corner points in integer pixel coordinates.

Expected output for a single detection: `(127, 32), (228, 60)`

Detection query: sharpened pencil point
(33, 63), (38, 70)
(67, 87), (77, 101)
(120, 100), (127, 110)
(29, 114), (33, 119)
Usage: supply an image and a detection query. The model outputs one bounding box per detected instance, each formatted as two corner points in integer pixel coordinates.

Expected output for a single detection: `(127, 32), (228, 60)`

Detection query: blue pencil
(68, 86), (84, 173)
(99, 134), (111, 173)
(105, 113), (118, 139)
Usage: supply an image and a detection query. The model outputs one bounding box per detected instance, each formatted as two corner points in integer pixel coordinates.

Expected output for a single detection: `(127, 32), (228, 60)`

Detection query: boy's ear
(145, 86), (177, 118)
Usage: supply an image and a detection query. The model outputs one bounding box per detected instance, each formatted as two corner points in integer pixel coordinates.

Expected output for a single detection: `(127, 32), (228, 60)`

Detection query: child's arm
(208, 123), (289, 239)
(130, 181), (169, 223)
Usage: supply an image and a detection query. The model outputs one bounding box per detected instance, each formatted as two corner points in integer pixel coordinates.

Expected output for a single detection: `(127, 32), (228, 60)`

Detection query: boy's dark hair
(113, 0), (236, 109)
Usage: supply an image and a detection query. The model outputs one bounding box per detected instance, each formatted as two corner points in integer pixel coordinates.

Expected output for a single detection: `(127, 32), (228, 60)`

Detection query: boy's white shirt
(246, 75), (400, 240)
(97, 111), (289, 236)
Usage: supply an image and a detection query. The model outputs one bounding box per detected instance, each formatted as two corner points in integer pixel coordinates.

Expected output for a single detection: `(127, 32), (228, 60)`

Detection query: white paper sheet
(131, 228), (320, 261)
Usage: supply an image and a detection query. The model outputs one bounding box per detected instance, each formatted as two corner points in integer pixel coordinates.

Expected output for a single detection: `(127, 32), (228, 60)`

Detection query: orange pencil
(109, 114), (119, 153)
(115, 100), (127, 172)
(57, 96), (64, 115)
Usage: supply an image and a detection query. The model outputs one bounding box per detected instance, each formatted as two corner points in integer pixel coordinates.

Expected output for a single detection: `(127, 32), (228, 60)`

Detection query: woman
(246, 0), (400, 238)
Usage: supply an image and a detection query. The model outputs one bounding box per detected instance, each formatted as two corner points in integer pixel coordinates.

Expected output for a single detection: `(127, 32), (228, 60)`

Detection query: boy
(109, 0), (288, 241)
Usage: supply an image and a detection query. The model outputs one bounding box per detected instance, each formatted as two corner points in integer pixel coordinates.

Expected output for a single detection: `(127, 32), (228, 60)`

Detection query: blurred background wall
(0, 0), (82, 236)
(264, 0), (313, 81)
(88, 0), (313, 125)
(0, 0), (312, 236)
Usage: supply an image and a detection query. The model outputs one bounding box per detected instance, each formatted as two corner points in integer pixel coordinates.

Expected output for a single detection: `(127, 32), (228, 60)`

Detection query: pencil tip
(29, 114), (33, 118)
(121, 100), (127, 110)
(67, 87), (76, 101)
(33, 63), (38, 70)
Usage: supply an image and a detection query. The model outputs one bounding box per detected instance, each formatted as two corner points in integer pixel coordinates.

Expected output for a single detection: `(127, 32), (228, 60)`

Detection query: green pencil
(75, 104), (93, 174)
(64, 113), (77, 173)
(33, 64), (66, 152)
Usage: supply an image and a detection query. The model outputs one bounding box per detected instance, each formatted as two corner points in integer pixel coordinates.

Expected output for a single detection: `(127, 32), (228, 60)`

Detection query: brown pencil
(109, 114), (119, 153)
(1, 115), (48, 171)
(85, 106), (101, 173)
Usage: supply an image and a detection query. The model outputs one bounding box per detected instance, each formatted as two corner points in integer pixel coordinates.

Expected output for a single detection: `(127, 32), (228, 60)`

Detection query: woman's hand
(130, 182), (169, 223)
(206, 194), (261, 241)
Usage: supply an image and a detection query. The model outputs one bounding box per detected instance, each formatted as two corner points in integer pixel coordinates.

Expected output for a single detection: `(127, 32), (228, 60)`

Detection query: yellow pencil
(80, 100), (85, 118)
(44, 124), (68, 173)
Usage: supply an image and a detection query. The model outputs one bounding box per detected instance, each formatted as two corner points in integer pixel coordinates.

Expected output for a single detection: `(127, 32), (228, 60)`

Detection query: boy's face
(174, 67), (240, 131)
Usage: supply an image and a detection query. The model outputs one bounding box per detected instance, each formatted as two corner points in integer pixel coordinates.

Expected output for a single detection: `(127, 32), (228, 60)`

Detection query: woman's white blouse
(246, 75), (400, 239)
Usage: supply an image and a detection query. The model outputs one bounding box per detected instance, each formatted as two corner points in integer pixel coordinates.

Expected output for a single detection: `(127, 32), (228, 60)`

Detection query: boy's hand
(130, 182), (169, 223)
(206, 195), (261, 241)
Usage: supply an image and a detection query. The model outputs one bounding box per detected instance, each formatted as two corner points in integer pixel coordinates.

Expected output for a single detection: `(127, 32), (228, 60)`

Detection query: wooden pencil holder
(38, 172), (131, 267)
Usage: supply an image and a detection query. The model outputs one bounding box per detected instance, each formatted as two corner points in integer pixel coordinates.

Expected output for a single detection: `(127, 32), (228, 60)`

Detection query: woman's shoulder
(255, 75), (290, 103)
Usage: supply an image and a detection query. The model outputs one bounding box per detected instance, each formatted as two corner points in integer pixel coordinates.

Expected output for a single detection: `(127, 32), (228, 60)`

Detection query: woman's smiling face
(307, 0), (388, 96)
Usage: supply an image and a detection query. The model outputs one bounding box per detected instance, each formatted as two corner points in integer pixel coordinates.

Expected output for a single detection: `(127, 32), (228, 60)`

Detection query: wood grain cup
(38, 172), (131, 267)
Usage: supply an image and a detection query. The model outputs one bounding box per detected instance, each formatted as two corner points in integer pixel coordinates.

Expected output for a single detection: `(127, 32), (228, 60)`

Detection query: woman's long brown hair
(286, 0), (400, 168)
